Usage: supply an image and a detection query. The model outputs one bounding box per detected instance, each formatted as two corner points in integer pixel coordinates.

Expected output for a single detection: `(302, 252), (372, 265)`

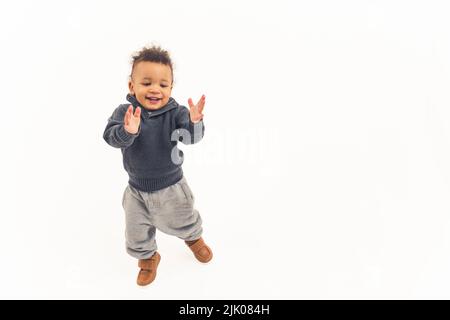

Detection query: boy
(103, 46), (212, 286)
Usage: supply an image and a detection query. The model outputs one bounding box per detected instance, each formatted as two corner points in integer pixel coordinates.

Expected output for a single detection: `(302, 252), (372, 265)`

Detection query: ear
(128, 79), (134, 95)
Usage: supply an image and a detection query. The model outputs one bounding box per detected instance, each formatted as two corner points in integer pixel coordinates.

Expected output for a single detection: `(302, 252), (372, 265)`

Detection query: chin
(144, 104), (162, 110)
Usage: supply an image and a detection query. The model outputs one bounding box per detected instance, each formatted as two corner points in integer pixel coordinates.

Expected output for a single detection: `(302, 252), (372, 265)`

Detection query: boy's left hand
(188, 95), (205, 123)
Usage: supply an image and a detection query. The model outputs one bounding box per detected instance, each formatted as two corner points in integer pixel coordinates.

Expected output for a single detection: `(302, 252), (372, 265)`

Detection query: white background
(0, 0), (450, 299)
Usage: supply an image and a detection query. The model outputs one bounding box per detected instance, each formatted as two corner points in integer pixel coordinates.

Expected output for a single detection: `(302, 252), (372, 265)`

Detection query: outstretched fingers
(124, 105), (132, 125)
(188, 96), (205, 122)
(198, 95), (205, 113)
(133, 106), (141, 118)
(188, 98), (195, 109)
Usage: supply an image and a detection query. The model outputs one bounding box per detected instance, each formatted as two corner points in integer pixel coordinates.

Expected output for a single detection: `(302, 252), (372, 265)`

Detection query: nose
(148, 87), (160, 94)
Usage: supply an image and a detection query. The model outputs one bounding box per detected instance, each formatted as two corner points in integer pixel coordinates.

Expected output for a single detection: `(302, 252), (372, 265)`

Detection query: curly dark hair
(130, 45), (173, 83)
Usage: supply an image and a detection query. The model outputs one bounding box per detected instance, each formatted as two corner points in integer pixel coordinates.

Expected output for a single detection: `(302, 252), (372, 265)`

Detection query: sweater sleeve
(175, 106), (205, 145)
(103, 105), (141, 148)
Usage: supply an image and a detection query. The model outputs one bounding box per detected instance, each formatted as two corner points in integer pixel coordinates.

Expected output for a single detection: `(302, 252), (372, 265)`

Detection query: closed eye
(142, 83), (168, 88)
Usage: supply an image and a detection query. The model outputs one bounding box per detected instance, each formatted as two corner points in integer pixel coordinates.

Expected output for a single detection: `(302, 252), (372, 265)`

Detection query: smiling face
(128, 61), (173, 110)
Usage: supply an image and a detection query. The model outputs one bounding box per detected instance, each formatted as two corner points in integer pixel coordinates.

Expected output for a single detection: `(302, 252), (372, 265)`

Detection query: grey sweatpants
(121, 176), (203, 259)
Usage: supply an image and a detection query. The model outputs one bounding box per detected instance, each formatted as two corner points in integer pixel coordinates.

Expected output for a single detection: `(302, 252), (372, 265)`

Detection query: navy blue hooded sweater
(103, 94), (205, 192)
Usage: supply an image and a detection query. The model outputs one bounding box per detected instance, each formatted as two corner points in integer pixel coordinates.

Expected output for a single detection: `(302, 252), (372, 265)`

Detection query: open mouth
(146, 96), (162, 102)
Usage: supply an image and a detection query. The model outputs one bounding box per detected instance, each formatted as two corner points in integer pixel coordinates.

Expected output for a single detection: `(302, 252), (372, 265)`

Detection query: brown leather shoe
(137, 252), (161, 286)
(185, 238), (213, 263)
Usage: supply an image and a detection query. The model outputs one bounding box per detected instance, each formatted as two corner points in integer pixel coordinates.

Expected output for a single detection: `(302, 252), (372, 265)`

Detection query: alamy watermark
(171, 125), (280, 166)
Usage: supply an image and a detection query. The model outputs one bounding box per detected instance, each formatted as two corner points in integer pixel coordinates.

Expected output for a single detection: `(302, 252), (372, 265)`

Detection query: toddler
(103, 46), (212, 286)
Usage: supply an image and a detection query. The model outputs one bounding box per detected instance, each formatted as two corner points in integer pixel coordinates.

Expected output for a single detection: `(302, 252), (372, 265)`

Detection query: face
(128, 61), (173, 110)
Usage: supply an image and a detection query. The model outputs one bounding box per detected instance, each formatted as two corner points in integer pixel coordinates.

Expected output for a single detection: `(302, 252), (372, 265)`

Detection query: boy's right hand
(124, 104), (141, 134)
